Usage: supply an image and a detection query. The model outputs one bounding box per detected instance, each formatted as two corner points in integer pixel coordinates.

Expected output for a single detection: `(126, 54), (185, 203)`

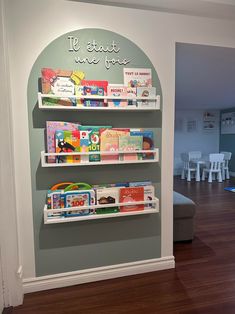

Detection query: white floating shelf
(44, 197), (159, 224)
(41, 149), (159, 167)
(38, 92), (160, 111)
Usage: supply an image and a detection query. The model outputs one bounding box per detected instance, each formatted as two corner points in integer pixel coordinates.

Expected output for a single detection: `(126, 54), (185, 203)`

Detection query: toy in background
(46, 181), (155, 218)
(47, 182), (95, 217)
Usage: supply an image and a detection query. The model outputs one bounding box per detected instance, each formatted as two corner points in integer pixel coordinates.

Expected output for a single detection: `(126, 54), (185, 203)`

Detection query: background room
(174, 42), (235, 179)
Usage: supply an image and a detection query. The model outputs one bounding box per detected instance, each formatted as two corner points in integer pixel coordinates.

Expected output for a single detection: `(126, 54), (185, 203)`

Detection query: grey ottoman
(173, 191), (196, 242)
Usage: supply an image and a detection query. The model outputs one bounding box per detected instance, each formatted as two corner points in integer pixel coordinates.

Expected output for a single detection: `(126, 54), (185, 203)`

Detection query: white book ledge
(41, 149), (159, 167)
(44, 198), (159, 224)
(38, 92), (160, 111)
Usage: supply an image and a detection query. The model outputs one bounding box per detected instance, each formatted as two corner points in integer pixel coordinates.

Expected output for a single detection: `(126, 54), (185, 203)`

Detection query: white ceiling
(72, 0), (235, 20)
(176, 43), (235, 110)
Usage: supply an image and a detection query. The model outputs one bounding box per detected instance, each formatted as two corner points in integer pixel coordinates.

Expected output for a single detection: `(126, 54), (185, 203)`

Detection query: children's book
(79, 126), (112, 162)
(81, 80), (109, 107)
(46, 121), (80, 163)
(100, 129), (129, 161)
(129, 181), (152, 187)
(83, 86), (104, 107)
(123, 68), (152, 88)
(95, 187), (119, 214)
(119, 135), (143, 161)
(75, 85), (84, 106)
(131, 130), (154, 159)
(41, 68), (84, 106)
(79, 130), (90, 163)
(127, 87), (137, 106)
(107, 85), (127, 107)
(119, 186), (144, 212)
(64, 130), (80, 163)
(143, 185), (155, 209)
(55, 130), (80, 163)
(137, 87), (156, 108)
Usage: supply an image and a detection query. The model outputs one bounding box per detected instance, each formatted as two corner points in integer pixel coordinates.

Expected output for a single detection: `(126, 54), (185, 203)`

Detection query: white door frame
(0, 0), (23, 307)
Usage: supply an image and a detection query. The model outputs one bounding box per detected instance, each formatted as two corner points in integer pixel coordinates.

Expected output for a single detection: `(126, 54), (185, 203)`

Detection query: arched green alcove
(27, 28), (162, 276)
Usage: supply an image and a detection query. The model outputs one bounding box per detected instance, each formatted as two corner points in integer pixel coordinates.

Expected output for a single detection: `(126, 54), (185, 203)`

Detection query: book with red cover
(81, 80), (108, 93)
(119, 186), (144, 212)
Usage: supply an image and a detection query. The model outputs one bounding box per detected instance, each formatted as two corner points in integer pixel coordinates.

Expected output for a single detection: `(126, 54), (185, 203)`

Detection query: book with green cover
(119, 135), (143, 161)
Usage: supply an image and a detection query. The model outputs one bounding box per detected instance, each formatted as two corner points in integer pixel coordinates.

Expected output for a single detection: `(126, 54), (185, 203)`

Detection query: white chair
(201, 153), (224, 183)
(181, 153), (197, 182)
(188, 151), (202, 161)
(220, 151), (232, 180)
(189, 151), (204, 181)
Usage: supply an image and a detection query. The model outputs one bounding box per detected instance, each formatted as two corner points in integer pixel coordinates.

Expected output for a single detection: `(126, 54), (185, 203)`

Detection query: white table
(191, 159), (206, 182)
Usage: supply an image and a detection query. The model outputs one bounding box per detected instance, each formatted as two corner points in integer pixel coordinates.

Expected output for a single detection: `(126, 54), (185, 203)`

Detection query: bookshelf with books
(39, 67), (160, 223)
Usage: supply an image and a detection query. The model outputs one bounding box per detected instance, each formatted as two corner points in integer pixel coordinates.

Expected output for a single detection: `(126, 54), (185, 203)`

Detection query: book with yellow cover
(100, 128), (129, 161)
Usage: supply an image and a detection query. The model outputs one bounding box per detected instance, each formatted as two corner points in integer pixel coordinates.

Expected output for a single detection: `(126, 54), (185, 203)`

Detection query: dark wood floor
(10, 177), (235, 313)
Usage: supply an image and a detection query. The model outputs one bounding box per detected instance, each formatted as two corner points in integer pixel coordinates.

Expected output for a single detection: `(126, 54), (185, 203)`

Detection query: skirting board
(23, 256), (175, 293)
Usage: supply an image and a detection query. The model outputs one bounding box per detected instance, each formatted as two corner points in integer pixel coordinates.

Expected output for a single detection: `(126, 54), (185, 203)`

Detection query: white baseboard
(23, 256), (175, 293)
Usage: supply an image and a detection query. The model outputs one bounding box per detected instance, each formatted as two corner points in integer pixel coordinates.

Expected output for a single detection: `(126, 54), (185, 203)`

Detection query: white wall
(174, 109), (220, 174)
(4, 0), (235, 286)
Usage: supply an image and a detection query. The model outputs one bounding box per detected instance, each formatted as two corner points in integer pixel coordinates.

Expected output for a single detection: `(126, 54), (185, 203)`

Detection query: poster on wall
(203, 111), (217, 132)
(221, 112), (235, 134)
(187, 120), (197, 133)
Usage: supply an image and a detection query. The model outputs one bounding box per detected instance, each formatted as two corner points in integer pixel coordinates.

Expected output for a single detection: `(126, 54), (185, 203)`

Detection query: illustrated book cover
(123, 68), (152, 88)
(119, 186), (144, 212)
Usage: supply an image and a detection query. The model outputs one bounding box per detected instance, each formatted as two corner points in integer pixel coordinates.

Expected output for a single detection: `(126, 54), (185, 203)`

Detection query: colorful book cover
(119, 135), (143, 161)
(137, 87), (156, 108)
(100, 129), (129, 161)
(123, 68), (152, 88)
(129, 181), (152, 187)
(143, 185), (155, 209)
(81, 80), (108, 107)
(127, 87), (137, 106)
(63, 190), (95, 217)
(79, 130), (90, 163)
(41, 68), (85, 106)
(95, 187), (119, 214)
(75, 85), (84, 106)
(79, 126), (112, 162)
(46, 121), (80, 163)
(83, 86), (104, 107)
(119, 187), (144, 212)
(131, 130), (154, 159)
(55, 130), (80, 163)
(107, 85), (127, 107)
(64, 130), (80, 163)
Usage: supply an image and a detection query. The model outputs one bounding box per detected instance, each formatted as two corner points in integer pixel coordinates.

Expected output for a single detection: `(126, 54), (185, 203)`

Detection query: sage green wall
(27, 28), (162, 276)
(220, 108), (235, 172)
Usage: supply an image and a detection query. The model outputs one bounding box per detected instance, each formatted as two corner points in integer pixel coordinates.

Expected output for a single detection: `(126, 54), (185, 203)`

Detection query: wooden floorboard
(12, 177), (235, 313)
